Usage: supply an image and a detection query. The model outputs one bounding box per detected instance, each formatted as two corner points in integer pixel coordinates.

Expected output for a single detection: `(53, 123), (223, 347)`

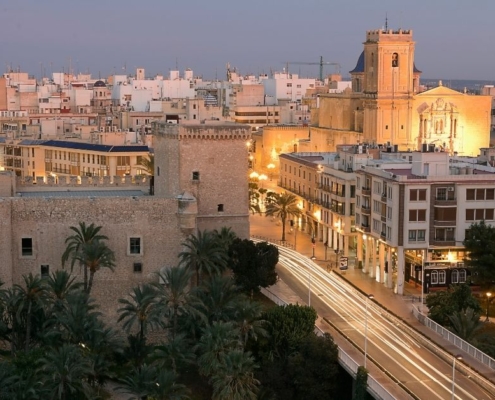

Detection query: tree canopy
(464, 220), (495, 286)
(426, 284), (481, 327)
(228, 239), (278, 296)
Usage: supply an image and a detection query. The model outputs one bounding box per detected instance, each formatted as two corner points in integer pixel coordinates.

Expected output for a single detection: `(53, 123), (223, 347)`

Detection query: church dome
(94, 80), (106, 87)
(349, 51), (365, 74)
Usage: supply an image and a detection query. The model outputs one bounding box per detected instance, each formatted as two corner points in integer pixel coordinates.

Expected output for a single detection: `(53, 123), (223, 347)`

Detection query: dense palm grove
(0, 223), (342, 399)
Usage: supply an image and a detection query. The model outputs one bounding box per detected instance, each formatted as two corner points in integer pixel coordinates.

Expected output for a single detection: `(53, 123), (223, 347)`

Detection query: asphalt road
(275, 245), (495, 400)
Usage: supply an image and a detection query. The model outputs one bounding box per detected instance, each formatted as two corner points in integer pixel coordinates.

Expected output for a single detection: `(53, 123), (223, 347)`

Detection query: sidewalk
(250, 213), (495, 383)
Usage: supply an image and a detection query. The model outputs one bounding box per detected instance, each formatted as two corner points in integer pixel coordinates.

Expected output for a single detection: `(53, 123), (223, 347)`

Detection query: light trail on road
(259, 240), (495, 400)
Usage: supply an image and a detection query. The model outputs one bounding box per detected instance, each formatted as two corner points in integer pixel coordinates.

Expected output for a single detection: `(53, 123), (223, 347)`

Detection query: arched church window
(392, 53), (399, 67)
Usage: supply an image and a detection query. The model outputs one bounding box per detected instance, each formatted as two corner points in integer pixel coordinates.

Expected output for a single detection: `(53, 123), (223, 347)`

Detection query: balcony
(430, 238), (456, 247)
(381, 192), (387, 202)
(361, 223), (370, 233)
(381, 215), (387, 222)
(361, 186), (371, 196)
(380, 231), (387, 240)
(433, 220), (456, 227)
(434, 196), (457, 206)
(361, 205), (371, 215)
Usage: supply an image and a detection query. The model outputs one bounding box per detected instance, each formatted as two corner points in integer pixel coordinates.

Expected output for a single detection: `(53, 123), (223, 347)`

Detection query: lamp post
(486, 292), (492, 322)
(452, 354), (463, 400)
(267, 163), (275, 181)
(311, 237), (316, 260)
(364, 294), (374, 369)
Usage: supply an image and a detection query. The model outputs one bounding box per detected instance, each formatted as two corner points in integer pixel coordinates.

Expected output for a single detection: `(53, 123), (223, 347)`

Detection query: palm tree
(448, 308), (483, 341)
(234, 299), (268, 348)
(210, 349), (259, 400)
(154, 266), (192, 339)
(196, 275), (244, 324)
(149, 369), (190, 400)
(72, 239), (116, 296)
(213, 227), (237, 252)
(118, 284), (160, 342)
(196, 321), (241, 378)
(264, 192), (302, 241)
(40, 344), (94, 400)
(136, 154), (154, 175)
(62, 222), (109, 292)
(14, 273), (47, 352)
(179, 230), (228, 286)
(152, 334), (196, 375)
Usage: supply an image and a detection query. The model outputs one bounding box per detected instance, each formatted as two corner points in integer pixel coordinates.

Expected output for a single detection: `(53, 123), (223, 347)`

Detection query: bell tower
(362, 29), (420, 148)
(363, 29), (416, 96)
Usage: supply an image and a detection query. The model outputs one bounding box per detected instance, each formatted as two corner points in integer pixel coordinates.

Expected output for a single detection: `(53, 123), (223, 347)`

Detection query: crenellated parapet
(152, 121), (251, 141)
(16, 175), (150, 188)
(366, 29), (413, 42)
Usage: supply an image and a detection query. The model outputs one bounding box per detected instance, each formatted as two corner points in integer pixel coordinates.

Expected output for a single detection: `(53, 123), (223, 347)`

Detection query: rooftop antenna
(385, 13), (388, 30)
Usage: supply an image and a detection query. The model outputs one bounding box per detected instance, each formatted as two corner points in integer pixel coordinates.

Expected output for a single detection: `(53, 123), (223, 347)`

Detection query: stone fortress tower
(0, 121), (251, 319)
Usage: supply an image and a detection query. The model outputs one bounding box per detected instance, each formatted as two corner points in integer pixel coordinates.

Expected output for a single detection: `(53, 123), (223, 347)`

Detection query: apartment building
(0, 139), (149, 178)
(355, 146), (495, 295)
(278, 147), (361, 261)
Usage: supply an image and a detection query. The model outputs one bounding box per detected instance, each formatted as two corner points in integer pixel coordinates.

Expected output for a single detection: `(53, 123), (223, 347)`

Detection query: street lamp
(486, 292), (492, 322)
(267, 163), (275, 180)
(364, 294), (374, 369)
(452, 354), (463, 400)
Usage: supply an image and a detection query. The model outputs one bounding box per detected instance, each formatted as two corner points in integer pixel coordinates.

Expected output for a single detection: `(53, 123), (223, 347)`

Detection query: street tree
(287, 333), (339, 399)
(260, 304), (317, 360)
(228, 239), (278, 297)
(426, 283), (481, 327)
(448, 308), (483, 341)
(464, 220), (495, 286)
(264, 192), (301, 241)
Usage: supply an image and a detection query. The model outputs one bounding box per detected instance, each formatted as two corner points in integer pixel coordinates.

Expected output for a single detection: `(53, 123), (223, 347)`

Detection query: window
(467, 188), (495, 200)
(387, 226), (392, 240)
(387, 206), (392, 220)
(133, 262), (143, 273)
(408, 230), (417, 241)
(410, 189), (427, 201)
(417, 230), (426, 241)
(451, 269), (459, 284)
(459, 269), (467, 283)
(409, 209), (426, 222)
(129, 237), (141, 255)
(217, 204), (224, 212)
(21, 238), (33, 256)
(431, 270), (438, 284)
(192, 171), (200, 181)
(439, 270), (446, 284)
(41, 264), (49, 278)
(466, 209), (495, 221)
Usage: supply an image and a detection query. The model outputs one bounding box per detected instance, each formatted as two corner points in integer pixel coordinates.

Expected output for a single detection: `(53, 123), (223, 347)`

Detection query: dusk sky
(2, 0), (495, 81)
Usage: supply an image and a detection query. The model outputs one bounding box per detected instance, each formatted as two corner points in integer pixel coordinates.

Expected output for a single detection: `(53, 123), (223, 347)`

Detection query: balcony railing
(361, 187), (371, 196)
(433, 220), (456, 227)
(361, 205), (371, 215)
(361, 223), (371, 233)
(434, 197), (457, 206)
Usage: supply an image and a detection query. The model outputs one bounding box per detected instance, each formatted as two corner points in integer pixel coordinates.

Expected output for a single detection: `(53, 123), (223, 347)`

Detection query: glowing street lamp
(452, 355), (463, 400)
(267, 163), (275, 180)
(486, 292), (492, 322)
